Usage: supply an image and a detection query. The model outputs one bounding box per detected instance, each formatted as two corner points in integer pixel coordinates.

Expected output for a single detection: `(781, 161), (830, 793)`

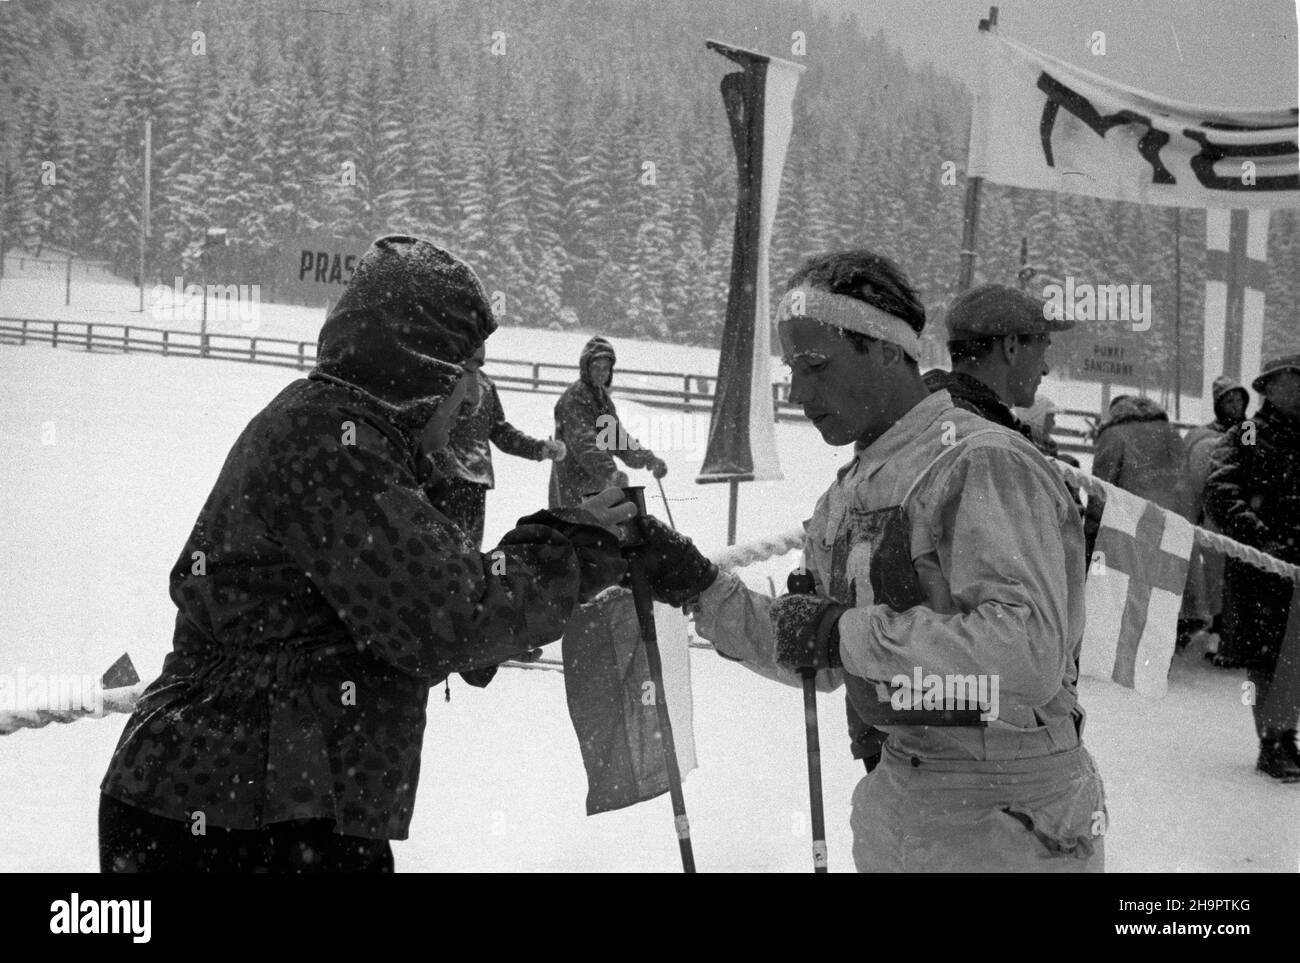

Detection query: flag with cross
(1081, 486), (1194, 698)
(1201, 209), (1270, 411)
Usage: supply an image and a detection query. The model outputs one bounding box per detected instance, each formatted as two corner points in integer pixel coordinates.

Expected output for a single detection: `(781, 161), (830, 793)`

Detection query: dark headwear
(1252, 354), (1300, 393)
(580, 336), (616, 388)
(1210, 375), (1248, 421)
(946, 284), (1074, 341)
(313, 235), (495, 431)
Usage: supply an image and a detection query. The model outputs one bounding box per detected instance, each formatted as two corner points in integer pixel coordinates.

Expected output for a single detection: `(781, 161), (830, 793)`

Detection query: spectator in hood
(1204, 354), (1300, 782)
(1184, 376), (1250, 666)
(1084, 395), (1195, 558)
(429, 344), (567, 553)
(549, 336), (667, 509)
(99, 236), (634, 872)
(1084, 394), (1200, 646)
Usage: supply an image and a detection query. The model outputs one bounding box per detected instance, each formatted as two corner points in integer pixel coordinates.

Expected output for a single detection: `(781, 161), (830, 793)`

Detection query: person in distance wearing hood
(99, 236), (633, 872)
(1184, 376), (1250, 665)
(1204, 355), (1300, 782)
(548, 336), (668, 509)
(429, 343), (567, 553)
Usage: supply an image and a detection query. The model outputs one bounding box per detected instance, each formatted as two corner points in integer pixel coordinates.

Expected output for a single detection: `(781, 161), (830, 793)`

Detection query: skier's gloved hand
(610, 470), (630, 488)
(541, 439), (567, 461)
(771, 594), (848, 672)
(627, 515), (718, 606)
(648, 456), (668, 480)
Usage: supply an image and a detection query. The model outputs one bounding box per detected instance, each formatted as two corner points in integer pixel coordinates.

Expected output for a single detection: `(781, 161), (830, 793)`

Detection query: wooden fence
(1, 315), (1164, 455)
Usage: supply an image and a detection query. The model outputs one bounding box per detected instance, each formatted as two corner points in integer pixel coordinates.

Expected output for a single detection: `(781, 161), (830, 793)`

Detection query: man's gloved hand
(648, 456), (668, 480)
(541, 439), (567, 461)
(508, 493), (635, 603)
(771, 594), (848, 672)
(610, 470), (630, 488)
(628, 515), (718, 606)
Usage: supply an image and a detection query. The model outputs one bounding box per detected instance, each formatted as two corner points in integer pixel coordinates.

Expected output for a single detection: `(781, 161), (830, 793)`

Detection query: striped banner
(1201, 209), (1271, 413)
(697, 40), (803, 484)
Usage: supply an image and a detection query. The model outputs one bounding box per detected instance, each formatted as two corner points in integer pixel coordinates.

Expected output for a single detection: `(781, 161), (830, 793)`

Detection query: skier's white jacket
(692, 389), (1106, 871)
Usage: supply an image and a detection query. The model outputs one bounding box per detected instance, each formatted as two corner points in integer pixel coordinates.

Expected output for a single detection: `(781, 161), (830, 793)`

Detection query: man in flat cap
(924, 284), (1074, 453)
(1205, 353), (1300, 781)
(604, 249), (1107, 871)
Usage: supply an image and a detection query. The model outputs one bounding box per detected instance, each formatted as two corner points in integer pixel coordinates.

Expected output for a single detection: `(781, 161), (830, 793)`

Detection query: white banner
(967, 32), (1299, 210)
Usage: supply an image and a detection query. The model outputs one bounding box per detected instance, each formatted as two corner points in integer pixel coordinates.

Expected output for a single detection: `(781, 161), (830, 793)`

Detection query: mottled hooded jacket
(101, 236), (586, 840)
(548, 336), (658, 508)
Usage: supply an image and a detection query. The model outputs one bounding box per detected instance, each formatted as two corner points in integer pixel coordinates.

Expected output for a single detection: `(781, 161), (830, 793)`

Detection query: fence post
(52, 321), (58, 347)
(250, 338), (256, 362)
(123, 326), (129, 352)
(298, 342), (306, 369)
(85, 324), (92, 351)
(683, 375), (692, 408)
(20, 319), (26, 345)
(532, 363), (540, 389)
(162, 330), (169, 356)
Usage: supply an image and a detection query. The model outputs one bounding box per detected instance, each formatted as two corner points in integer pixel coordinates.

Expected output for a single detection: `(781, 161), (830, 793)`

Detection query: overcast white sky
(811, 0), (1297, 109)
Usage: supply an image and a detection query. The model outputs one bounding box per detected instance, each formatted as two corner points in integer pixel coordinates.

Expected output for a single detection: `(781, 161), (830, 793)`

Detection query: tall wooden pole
(957, 7), (998, 292)
(1173, 207), (1183, 421)
(727, 478), (739, 546)
(139, 117), (151, 312)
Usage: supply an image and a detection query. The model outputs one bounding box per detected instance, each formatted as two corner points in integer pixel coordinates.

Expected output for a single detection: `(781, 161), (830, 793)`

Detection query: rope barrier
(10, 449), (1294, 732)
(1052, 458), (1300, 583)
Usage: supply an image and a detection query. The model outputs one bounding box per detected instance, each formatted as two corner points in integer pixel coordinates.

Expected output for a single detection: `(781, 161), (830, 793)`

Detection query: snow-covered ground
(2, 257), (1291, 873)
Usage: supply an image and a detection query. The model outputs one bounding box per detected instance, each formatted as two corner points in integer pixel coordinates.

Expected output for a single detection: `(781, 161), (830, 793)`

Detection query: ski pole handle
(787, 570), (815, 595)
(619, 485), (648, 549)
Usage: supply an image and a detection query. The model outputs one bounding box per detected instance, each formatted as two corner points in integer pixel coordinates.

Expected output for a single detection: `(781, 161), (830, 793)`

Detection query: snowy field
(1, 258), (1293, 873)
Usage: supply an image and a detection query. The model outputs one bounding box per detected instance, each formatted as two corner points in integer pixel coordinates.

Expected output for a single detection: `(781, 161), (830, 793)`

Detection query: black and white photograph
(0, 0), (1298, 905)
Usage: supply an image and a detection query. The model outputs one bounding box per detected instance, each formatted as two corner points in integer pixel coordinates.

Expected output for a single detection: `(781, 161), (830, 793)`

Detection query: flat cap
(1252, 353), (1300, 392)
(946, 283), (1074, 341)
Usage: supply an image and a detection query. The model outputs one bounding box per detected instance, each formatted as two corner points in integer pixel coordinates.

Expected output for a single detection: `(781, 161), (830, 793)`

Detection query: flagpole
(1173, 207), (1182, 421)
(623, 486), (696, 873)
(139, 116), (151, 313)
(957, 7), (998, 292)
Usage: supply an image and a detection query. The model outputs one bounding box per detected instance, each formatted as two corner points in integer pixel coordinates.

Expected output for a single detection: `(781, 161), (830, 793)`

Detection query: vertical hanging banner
(1201, 209), (1271, 412)
(696, 40), (803, 484)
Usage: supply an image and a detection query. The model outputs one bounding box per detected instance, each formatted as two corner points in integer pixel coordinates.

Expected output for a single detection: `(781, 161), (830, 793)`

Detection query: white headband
(776, 285), (921, 360)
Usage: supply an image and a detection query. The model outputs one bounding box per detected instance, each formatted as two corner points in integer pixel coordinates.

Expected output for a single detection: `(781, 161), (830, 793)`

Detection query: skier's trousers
(850, 743), (1106, 873)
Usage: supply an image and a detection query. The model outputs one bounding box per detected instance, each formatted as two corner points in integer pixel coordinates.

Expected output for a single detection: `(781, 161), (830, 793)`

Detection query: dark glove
(648, 456), (668, 480)
(507, 508), (628, 603)
(627, 515), (718, 606)
(771, 593), (848, 672)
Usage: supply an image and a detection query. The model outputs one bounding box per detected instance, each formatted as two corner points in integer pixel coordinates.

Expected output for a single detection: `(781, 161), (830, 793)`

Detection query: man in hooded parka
(99, 236), (632, 872)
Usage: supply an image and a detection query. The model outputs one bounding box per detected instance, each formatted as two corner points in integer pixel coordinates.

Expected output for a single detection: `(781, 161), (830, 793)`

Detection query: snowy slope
(1, 343), (1296, 873)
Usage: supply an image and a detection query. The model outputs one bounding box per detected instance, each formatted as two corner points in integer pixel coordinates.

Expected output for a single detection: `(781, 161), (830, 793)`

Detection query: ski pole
(654, 475), (677, 530)
(623, 485), (696, 873)
(788, 569), (828, 873)
(800, 670), (828, 873)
